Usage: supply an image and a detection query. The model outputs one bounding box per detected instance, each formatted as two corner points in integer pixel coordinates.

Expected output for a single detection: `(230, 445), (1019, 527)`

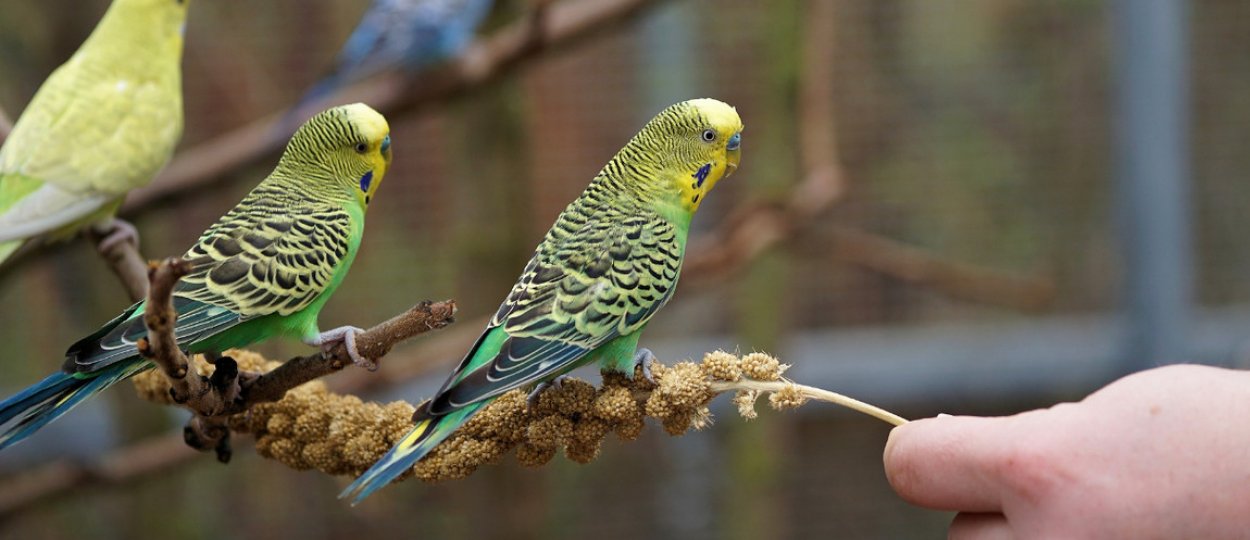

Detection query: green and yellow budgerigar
(343, 98), (743, 503)
(0, 0), (189, 264)
(0, 103), (393, 450)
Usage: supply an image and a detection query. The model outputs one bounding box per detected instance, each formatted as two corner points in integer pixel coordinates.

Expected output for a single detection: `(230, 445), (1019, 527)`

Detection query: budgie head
(278, 103), (393, 207)
(623, 98), (743, 214)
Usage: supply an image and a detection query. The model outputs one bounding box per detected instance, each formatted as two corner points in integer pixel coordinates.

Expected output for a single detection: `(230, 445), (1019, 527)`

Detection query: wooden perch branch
(241, 299), (459, 405)
(137, 259), (196, 400)
(131, 257), (456, 463)
(122, 0), (666, 214)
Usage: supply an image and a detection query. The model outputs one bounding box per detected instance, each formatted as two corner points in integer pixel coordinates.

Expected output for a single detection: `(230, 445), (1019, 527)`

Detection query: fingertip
(883, 416), (948, 505)
(882, 415), (1008, 513)
(882, 417), (918, 476)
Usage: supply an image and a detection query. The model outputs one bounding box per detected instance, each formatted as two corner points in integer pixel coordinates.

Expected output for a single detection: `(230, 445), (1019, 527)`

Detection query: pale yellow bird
(0, 0), (189, 264)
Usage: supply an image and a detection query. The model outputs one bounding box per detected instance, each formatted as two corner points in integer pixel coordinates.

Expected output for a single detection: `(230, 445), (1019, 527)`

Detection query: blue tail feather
(0, 361), (146, 450)
(340, 403), (482, 504)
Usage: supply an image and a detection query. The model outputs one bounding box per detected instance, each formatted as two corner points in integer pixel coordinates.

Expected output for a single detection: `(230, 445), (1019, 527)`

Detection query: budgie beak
(725, 132), (741, 176)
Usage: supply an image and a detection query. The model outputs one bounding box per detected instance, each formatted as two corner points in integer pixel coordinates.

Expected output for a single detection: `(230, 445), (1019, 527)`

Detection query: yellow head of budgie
(670, 98), (743, 210)
(611, 98), (744, 214)
(273, 103), (392, 208)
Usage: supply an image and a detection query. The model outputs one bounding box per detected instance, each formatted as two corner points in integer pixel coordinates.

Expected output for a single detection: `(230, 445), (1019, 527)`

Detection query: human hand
(883, 364), (1250, 539)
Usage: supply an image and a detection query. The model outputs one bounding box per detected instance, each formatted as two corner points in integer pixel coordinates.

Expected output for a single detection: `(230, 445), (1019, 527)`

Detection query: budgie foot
(633, 348), (657, 384)
(526, 375), (569, 410)
(307, 326), (373, 371)
(92, 218), (140, 253)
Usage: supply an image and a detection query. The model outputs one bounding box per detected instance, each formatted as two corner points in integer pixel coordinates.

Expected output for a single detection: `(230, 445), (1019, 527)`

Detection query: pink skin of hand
(884, 364), (1250, 540)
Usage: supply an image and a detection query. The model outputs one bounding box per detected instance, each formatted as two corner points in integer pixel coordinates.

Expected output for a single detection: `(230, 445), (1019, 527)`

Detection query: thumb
(884, 414), (1018, 512)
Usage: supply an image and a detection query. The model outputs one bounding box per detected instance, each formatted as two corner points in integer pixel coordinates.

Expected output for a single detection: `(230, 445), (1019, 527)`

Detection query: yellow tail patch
(397, 418), (433, 451)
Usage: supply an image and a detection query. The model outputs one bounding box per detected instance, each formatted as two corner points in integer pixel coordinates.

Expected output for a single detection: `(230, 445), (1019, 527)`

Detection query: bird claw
(526, 375), (567, 410)
(93, 218), (140, 254)
(308, 326), (373, 371)
(633, 348), (657, 384)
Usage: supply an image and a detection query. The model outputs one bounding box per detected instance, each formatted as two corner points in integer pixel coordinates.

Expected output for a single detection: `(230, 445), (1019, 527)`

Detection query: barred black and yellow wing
(178, 199), (356, 318)
(64, 192), (357, 375)
(426, 203), (682, 414)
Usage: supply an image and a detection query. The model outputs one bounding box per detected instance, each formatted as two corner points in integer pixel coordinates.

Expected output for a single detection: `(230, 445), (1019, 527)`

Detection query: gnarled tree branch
(132, 257), (457, 463)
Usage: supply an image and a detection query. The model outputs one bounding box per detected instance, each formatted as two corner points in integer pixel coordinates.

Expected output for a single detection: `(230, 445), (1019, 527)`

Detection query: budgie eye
(701, 129), (716, 142)
(354, 142), (368, 154)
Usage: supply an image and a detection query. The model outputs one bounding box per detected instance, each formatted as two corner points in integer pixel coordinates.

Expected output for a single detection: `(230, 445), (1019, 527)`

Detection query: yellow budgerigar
(0, 0), (190, 264)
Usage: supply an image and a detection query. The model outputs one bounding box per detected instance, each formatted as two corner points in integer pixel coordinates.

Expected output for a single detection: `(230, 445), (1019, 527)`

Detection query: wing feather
(426, 206), (682, 415)
(177, 203), (355, 319)
(63, 192), (356, 374)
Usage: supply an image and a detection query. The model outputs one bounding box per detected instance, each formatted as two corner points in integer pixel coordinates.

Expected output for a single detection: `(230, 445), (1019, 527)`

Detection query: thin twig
(133, 258), (236, 460)
(241, 299), (459, 405)
(136, 258), (196, 400)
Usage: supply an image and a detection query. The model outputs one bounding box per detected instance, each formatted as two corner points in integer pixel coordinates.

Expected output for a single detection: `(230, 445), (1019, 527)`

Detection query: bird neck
(258, 171), (359, 211)
(578, 175), (694, 250)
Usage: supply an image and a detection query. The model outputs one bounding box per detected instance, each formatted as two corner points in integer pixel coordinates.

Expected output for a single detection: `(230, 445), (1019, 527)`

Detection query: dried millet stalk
(133, 349), (905, 482)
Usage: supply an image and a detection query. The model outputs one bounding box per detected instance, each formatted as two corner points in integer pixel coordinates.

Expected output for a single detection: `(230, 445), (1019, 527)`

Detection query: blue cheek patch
(359, 171), (373, 193)
(692, 163), (712, 188)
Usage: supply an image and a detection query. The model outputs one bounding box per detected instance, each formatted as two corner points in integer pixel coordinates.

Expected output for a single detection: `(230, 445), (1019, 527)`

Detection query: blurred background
(0, 0), (1243, 537)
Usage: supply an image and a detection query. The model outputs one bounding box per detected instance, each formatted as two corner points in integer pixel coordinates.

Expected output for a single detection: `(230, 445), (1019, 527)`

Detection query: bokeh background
(0, 0), (1244, 538)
